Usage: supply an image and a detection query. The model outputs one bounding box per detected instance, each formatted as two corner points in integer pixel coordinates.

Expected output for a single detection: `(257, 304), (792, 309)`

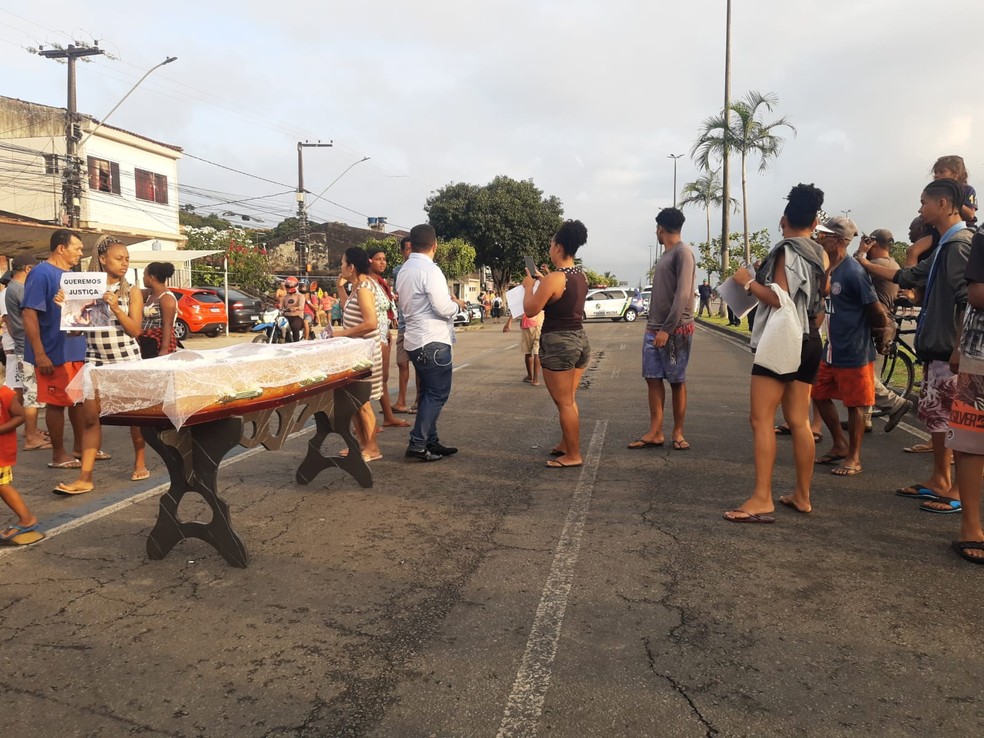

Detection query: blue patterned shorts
(642, 327), (693, 383)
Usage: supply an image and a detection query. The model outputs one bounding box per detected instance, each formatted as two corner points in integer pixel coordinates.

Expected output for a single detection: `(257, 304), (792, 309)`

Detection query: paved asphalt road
(2, 322), (981, 738)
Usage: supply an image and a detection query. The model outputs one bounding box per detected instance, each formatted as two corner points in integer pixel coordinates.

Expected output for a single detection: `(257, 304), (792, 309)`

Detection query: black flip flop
(952, 540), (984, 564)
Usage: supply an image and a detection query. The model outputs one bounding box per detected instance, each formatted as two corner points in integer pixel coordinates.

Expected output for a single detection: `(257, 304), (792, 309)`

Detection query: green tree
(426, 176), (563, 295)
(582, 268), (608, 288)
(679, 168), (739, 267)
(270, 216), (301, 242)
(179, 205), (233, 230)
(697, 228), (773, 285)
(436, 237), (477, 282)
(357, 236), (475, 282)
(183, 226), (272, 293)
(357, 236), (402, 278)
(692, 90), (795, 264)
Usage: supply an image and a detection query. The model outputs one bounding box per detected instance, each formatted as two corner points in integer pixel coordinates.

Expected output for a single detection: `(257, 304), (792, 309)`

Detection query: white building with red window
(0, 95), (183, 258)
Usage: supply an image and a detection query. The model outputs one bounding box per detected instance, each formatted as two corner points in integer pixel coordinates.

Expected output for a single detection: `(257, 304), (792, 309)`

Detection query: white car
(583, 287), (639, 322)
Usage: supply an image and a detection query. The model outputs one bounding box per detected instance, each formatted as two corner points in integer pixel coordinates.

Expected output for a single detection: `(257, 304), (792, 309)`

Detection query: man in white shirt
(394, 224), (466, 462)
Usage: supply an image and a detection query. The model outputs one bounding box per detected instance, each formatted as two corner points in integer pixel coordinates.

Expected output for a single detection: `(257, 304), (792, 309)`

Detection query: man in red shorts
(812, 217), (893, 476)
(21, 229), (87, 470)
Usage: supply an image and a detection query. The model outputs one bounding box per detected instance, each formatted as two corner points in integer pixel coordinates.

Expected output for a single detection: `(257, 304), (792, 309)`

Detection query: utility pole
(296, 141), (333, 275)
(39, 43), (104, 228)
(668, 154), (684, 208)
(721, 0), (733, 274)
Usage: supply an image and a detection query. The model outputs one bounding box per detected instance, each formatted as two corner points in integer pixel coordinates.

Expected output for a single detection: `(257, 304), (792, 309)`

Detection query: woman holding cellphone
(522, 219), (590, 469)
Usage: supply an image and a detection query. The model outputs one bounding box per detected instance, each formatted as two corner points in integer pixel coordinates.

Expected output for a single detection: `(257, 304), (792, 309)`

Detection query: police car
(583, 287), (640, 322)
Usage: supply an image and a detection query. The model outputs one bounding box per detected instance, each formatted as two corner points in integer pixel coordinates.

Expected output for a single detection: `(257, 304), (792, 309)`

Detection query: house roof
(0, 94), (182, 152)
(0, 211), (183, 258)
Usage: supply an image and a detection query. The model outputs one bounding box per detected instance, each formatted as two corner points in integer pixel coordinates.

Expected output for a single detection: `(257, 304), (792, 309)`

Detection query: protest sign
(60, 272), (111, 331)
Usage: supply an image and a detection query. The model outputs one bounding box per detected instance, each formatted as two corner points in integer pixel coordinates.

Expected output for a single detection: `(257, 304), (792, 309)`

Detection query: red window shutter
(155, 173), (168, 204)
(110, 162), (121, 194)
(87, 157), (99, 189)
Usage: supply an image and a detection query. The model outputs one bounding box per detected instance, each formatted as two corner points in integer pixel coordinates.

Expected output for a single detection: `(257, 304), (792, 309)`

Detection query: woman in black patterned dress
(53, 237), (146, 495)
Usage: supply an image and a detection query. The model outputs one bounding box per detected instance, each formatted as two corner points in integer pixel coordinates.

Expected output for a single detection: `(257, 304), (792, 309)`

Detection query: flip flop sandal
(52, 483), (95, 496)
(0, 522), (40, 541)
(831, 464), (862, 476)
(74, 450), (111, 461)
(627, 438), (664, 449)
(895, 484), (939, 500)
(723, 509), (775, 524)
(130, 470), (151, 481)
(815, 454), (846, 465)
(919, 496), (961, 514)
(952, 540), (984, 565)
(545, 459), (582, 469)
(903, 443), (933, 453)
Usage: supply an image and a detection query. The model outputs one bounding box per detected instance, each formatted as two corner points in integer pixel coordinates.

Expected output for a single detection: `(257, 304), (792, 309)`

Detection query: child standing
(0, 385), (43, 545)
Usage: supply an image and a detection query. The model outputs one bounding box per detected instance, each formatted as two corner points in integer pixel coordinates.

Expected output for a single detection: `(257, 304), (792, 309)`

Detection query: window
(87, 157), (120, 194)
(43, 154), (59, 175)
(135, 169), (169, 205)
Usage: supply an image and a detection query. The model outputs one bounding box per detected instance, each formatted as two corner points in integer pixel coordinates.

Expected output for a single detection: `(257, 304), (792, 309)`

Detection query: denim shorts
(642, 328), (693, 383)
(539, 329), (590, 372)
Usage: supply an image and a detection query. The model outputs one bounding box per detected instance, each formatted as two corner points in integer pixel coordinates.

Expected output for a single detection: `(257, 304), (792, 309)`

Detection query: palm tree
(692, 90), (795, 263)
(678, 169), (739, 263)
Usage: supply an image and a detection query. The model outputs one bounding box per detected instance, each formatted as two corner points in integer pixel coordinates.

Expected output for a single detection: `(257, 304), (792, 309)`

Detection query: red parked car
(170, 287), (228, 340)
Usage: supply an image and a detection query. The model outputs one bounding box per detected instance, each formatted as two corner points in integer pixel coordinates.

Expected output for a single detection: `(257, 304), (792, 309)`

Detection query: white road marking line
(611, 367), (620, 379)
(496, 420), (607, 738)
(618, 342), (626, 350)
(452, 363), (471, 372)
(891, 420), (929, 441)
(0, 425), (317, 559)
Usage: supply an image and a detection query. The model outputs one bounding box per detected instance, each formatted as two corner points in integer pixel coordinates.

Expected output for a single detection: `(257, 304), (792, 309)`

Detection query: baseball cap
(869, 228), (894, 244)
(816, 216), (859, 241)
(11, 254), (36, 270)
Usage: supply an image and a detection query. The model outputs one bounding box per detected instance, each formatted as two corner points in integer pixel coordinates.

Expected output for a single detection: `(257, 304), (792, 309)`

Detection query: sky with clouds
(2, 1), (981, 284)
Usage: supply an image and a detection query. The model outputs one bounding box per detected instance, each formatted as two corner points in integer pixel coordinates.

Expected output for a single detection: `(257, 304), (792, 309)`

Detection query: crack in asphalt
(642, 636), (719, 737)
(271, 472), (538, 737)
(0, 680), (187, 737)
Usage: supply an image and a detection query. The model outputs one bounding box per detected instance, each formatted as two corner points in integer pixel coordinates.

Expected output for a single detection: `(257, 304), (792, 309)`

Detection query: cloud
(1, 0), (982, 284)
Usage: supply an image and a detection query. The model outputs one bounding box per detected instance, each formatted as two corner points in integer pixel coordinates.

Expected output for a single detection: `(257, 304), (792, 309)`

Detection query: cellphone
(524, 256), (538, 279)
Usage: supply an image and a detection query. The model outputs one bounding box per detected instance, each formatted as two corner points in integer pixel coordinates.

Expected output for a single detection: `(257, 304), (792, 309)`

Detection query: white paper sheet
(715, 277), (760, 318)
(506, 284), (526, 319)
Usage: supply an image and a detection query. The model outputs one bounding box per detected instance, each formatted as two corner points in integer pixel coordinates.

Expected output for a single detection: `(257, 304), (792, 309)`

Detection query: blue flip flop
(1, 522), (39, 541)
(919, 496), (961, 514)
(895, 484), (939, 500)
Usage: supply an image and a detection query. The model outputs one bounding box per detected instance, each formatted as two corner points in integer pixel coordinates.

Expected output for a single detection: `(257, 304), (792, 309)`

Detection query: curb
(696, 318), (751, 345)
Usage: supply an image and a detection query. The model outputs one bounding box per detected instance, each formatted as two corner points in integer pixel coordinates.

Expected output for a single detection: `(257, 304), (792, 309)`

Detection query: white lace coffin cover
(66, 338), (377, 429)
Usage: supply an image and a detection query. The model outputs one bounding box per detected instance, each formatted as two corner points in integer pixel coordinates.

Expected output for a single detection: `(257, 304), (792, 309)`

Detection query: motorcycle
(251, 308), (294, 344)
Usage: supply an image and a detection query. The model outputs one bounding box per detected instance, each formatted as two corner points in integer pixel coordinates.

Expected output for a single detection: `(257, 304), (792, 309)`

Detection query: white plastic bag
(753, 284), (803, 375)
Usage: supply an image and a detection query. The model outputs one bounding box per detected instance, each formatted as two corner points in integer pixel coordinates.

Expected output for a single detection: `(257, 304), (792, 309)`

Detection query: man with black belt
(395, 225), (466, 462)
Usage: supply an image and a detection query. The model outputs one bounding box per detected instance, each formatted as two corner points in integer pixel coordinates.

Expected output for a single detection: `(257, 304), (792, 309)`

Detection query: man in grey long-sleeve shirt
(628, 207), (697, 451)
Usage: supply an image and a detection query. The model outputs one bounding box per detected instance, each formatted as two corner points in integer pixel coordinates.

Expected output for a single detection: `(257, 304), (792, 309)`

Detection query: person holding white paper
(22, 229), (87, 470)
(523, 220), (590, 469)
(54, 236), (146, 495)
(723, 184), (828, 523)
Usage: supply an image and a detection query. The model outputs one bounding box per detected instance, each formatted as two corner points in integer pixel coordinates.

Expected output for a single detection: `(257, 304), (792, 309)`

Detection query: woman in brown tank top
(522, 219), (590, 469)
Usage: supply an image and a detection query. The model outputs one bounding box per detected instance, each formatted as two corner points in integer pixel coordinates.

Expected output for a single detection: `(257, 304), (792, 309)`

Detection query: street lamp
(668, 154), (684, 208)
(78, 56), (177, 149)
